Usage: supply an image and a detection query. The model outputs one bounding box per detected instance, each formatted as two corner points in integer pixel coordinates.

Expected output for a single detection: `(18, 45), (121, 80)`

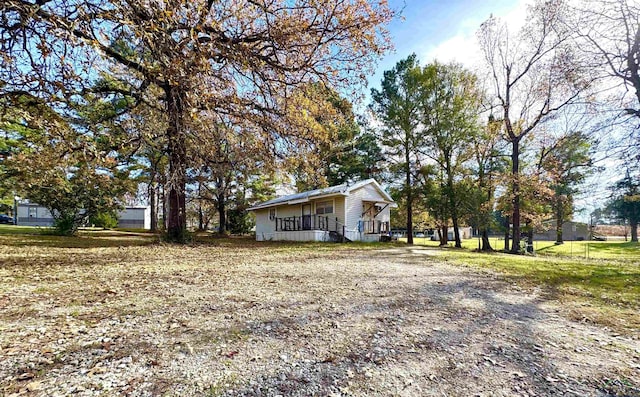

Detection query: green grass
(0, 224), (47, 235)
(405, 236), (640, 261)
(403, 237), (639, 333)
(441, 250), (639, 306)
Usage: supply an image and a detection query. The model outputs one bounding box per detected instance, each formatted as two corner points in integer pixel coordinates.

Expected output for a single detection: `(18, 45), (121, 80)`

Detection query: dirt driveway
(1, 242), (638, 396)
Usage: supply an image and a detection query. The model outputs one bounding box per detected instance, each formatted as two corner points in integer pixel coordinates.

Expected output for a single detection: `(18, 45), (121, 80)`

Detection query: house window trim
(268, 208), (277, 220)
(315, 199), (334, 215)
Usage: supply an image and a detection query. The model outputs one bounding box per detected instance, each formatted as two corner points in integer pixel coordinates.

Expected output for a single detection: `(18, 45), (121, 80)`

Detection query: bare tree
(571, 0), (640, 163)
(478, 0), (592, 253)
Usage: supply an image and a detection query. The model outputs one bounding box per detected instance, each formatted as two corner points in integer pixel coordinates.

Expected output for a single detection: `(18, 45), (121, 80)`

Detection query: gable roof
(248, 179), (394, 211)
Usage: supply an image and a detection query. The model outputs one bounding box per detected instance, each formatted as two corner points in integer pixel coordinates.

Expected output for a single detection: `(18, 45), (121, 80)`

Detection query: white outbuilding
(16, 202), (151, 230)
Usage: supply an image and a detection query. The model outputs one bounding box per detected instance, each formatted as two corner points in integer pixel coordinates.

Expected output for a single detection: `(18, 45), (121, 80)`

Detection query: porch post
(275, 217), (278, 231)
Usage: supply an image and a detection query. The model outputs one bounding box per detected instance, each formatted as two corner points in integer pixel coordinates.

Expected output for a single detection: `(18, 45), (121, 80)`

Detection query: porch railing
(275, 215), (336, 232)
(359, 220), (390, 234)
(274, 216), (390, 236)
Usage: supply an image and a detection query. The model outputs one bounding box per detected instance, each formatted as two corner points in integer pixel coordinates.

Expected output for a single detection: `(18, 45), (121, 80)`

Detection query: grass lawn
(0, 224), (159, 248)
(407, 236), (640, 261)
(402, 237), (640, 333)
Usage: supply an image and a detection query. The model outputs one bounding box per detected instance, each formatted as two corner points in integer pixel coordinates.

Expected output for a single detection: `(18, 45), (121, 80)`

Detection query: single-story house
(248, 179), (396, 242)
(16, 202), (151, 230)
(432, 227), (473, 240)
(534, 220), (589, 241)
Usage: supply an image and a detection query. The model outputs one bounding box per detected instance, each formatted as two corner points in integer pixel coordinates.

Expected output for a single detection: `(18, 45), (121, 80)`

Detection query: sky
(369, 0), (527, 87)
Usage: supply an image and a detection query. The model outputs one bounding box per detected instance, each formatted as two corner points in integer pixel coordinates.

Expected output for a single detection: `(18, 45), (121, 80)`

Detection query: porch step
(329, 231), (351, 243)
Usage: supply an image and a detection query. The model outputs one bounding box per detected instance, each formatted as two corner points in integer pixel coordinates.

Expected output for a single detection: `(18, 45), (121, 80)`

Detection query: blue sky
(369, 0), (525, 87)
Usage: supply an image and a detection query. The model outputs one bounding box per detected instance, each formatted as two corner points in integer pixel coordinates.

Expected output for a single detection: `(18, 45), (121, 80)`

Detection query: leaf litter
(0, 242), (638, 396)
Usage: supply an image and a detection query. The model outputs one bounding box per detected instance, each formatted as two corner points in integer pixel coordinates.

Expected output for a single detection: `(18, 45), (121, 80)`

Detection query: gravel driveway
(1, 243), (638, 396)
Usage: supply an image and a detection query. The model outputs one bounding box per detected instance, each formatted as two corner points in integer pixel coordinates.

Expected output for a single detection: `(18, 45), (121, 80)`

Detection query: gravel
(0, 243), (638, 396)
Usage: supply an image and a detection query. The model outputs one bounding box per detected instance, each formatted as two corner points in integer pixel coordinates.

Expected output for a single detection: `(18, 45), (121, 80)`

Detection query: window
(269, 208), (276, 220)
(29, 207), (37, 218)
(315, 200), (333, 215)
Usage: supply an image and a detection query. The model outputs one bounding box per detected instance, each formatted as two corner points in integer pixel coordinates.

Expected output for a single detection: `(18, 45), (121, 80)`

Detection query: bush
(228, 209), (254, 234)
(53, 214), (78, 236)
(90, 212), (118, 229)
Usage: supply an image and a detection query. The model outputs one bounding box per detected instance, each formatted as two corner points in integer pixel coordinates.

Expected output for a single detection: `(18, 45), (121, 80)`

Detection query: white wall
(16, 203), (150, 229)
(255, 209), (274, 241)
(117, 207), (150, 229)
(17, 204), (54, 226)
(345, 184), (391, 231)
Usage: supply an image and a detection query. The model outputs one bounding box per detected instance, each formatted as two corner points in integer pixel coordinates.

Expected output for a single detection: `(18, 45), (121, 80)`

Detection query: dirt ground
(0, 241), (638, 396)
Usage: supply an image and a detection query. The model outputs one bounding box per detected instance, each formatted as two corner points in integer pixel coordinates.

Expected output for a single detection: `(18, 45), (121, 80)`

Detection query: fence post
(342, 225), (345, 243)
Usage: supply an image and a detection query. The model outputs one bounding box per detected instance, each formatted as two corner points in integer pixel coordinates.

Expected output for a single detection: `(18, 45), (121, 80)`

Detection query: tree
(1, 0), (393, 241)
(418, 164), (449, 245)
(370, 54), (429, 245)
(466, 115), (506, 251)
(2, 95), (135, 235)
(608, 171), (640, 242)
(537, 130), (594, 244)
(421, 62), (483, 248)
(290, 83), (361, 191)
(478, 0), (592, 253)
(572, 0), (640, 163)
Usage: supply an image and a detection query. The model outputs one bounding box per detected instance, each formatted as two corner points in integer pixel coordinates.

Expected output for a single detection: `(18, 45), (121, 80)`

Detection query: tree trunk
(504, 215), (510, 252)
(555, 200), (563, 244)
(481, 228), (493, 251)
(198, 203), (204, 231)
(451, 216), (461, 248)
(526, 225), (534, 254)
(440, 224), (448, 246)
(510, 139), (521, 253)
(165, 87), (187, 241)
(556, 217), (563, 244)
(161, 183), (167, 231)
(405, 145), (413, 245)
(150, 183), (158, 232)
(446, 161), (461, 248)
(217, 196), (227, 234)
(631, 219), (638, 242)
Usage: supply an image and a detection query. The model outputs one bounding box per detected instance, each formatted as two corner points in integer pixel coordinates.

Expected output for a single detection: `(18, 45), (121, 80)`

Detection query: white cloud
(422, 0), (530, 69)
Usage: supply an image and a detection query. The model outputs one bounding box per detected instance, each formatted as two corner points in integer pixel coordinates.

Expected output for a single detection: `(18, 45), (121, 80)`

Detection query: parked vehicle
(0, 214), (14, 224)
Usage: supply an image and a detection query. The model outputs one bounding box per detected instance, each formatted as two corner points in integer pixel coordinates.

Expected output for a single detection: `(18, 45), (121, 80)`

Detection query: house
(534, 220), (589, 241)
(16, 202), (151, 230)
(438, 227), (473, 240)
(248, 179), (396, 242)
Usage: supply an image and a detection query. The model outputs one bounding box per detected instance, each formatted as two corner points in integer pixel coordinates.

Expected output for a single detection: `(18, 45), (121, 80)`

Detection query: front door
(302, 204), (312, 230)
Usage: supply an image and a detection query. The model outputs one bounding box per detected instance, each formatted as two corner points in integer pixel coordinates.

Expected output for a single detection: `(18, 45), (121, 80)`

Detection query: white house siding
(254, 197), (347, 241)
(17, 204), (54, 226)
(333, 196), (346, 227)
(344, 184), (389, 231)
(255, 209), (274, 241)
(117, 207), (150, 229)
(16, 203), (151, 229)
(273, 230), (329, 241)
